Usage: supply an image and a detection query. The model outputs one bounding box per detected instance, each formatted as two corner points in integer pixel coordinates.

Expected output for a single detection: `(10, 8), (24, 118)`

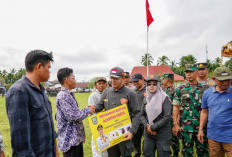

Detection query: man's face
(123, 76), (130, 85)
(133, 79), (144, 89)
(40, 61), (51, 82)
(110, 77), (123, 90)
(185, 70), (198, 82)
(147, 80), (158, 93)
(162, 78), (169, 86)
(198, 68), (208, 78)
(95, 81), (107, 92)
(67, 73), (76, 90)
(215, 79), (231, 91)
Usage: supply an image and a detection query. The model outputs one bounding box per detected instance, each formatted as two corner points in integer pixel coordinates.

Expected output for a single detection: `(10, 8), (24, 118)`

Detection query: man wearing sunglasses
(172, 64), (209, 157)
(198, 67), (232, 157)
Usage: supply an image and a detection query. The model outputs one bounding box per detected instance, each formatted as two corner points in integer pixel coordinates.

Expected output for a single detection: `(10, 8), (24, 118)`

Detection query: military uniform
(197, 78), (215, 86)
(173, 82), (209, 157)
(164, 85), (180, 156)
(95, 85), (140, 157)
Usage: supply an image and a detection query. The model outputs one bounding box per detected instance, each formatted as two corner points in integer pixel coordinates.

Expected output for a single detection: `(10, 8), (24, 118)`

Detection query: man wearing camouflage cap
(197, 62), (215, 86)
(163, 73), (179, 157)
(172, 64), (209, 157)
(94, 67), (140, 157)
(198, 67), (232, 157)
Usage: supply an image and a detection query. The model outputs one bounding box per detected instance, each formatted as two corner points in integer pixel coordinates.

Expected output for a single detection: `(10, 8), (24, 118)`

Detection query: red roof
(131, 65), (184, 81)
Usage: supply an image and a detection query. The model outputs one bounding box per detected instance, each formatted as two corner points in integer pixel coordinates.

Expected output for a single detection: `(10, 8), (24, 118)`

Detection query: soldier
(197, 62), (215, 86)
(95, 67), (140, 157)
(163, 73), (179, 157)
(130, 73), (146, 157)
(172, 64), (209, 157)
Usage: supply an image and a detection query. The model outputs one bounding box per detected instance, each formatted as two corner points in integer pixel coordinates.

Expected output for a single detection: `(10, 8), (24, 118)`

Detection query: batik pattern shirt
(173, 82), (209, 132)
(56, 87), (90, 152)
(0, 131), (4, 153)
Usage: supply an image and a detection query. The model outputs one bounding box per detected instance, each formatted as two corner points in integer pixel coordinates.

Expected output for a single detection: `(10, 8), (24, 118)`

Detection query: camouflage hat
(146, 74), (158, 82)
(163, 73), (174, 79)
(213, 66), (232, 81)
(197, 62), (208, 69)
(95, 77), (107, 84)
(185, 64), (199, 72)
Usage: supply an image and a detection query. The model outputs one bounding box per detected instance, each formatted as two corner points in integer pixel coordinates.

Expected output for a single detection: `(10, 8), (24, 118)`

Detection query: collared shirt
(202, 85), (232, 143)
(88, 89), (102, 106)
(56, 87), (90, 153)
(0, 131), (4, 153)
(6, 76), (56, 157)
(134, 85), (146, 108)
(164, 85), (176, 102)
(95, 85), (140, 135)
(197, 77), (215, 86)
(173, 82), (209, 132)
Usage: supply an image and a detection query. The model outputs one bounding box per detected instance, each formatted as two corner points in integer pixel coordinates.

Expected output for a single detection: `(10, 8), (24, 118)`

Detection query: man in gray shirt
(95, 67), (140, 157)
(88, 77), (108, 157)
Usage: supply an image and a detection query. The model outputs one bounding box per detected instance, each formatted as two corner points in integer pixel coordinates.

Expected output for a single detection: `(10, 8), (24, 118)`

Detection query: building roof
(131, 65), (184, 81)
(76, 82), (89, 88)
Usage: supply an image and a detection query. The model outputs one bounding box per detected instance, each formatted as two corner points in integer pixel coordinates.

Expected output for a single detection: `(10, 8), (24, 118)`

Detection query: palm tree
(179, 55), (197, 67)
(157, 55), (170, 65)
(141, 53), (154, 66)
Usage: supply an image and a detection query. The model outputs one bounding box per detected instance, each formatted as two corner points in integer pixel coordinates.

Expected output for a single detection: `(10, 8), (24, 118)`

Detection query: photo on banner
(88, 104), (131, 153)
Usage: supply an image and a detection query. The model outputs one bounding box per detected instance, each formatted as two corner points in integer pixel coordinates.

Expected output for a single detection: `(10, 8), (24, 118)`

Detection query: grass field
(0, 93), (93, 157)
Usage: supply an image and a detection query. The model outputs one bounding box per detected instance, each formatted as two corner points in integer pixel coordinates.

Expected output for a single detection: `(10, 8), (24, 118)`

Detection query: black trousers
(133, 124), (144, 157)
(63, 143), (83, 157)
(107, 140), (133, 157)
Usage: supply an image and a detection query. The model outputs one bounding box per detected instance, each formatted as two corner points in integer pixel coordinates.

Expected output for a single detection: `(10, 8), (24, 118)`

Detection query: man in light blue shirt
(198, 67), (232, 157)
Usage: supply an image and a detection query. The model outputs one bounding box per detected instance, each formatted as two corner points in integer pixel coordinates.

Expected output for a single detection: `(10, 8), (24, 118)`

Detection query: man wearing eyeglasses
(172, 64), (209, 157)
(198, 67), (232, 157)
(56, 68), (96, 157)
(95, 67), (140, 157)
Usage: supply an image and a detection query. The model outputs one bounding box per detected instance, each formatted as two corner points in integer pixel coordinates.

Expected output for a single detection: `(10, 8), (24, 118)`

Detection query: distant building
(76, 82), (91, 93)
(131, 65), (185, 87)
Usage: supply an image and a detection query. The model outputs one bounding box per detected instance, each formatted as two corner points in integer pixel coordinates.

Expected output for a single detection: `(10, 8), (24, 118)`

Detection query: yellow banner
(88, 104), (131, 153)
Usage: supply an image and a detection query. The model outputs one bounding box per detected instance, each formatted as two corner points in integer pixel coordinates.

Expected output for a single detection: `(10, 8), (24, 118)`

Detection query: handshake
(88, 105), (96, 114)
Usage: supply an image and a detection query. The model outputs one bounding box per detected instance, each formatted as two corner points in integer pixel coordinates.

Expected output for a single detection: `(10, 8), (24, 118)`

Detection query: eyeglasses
(68, 77), (76, 80)
(147, 83), (157, 86)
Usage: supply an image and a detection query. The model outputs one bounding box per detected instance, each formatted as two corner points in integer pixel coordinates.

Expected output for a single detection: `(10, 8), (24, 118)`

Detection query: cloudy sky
(0, 0), (231, 81)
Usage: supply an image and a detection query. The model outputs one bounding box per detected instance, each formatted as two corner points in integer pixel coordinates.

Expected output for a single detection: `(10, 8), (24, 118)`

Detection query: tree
(179, 55), (197, 67)
(225, 58), (232, 70)
(157, 55), (170, 65)
(141, 53), (154, 66)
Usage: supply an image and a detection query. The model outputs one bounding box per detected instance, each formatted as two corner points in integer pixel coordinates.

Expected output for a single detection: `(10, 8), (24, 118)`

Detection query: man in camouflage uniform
(172, 64), (209, 157)
(197, 62), (215, 86)
(163, 73), (179, 157)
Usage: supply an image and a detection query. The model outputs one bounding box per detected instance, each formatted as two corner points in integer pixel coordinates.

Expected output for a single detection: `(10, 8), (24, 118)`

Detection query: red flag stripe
(146, 0), (154, 27)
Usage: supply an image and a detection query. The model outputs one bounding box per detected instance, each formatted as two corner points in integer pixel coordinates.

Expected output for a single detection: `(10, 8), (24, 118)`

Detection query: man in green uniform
(197, 62), (215, 86)
(172, 64), (209, 157)
(163, 73), (179, 157)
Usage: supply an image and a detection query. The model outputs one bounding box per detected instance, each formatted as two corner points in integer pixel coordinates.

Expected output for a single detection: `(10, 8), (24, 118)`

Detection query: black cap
(131, 73), (144, 82)
(146, 74), (159, 82)
(109, 67), (124, 78)
(122, 72), (130, 78)
(197, 62), (208, 69)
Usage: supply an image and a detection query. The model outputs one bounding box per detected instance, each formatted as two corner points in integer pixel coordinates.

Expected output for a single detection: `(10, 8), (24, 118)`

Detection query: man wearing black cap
(163, 73), (179, 157)
(95, 67), (140, 157)
(131, 73), (146, 157)
(197, 62), (215, 86)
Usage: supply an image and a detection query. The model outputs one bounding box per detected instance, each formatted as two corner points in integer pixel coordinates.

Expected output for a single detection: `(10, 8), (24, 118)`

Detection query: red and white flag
(146, 0), (154, 27)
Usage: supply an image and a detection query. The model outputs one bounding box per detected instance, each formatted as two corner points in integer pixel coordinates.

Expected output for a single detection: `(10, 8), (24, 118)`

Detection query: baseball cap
(197, 62), (208, 69)
(131, 73), (143, 82)
(109, 67), (124, 78)
(95, 77), (107, 84)
(146, 74), (159, 82)
(213, 67), (232, 81)
(163, 73), (174, 79)
(185, 64), (199, 72)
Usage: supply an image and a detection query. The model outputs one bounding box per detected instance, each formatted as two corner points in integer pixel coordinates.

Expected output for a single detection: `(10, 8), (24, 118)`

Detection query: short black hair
(97, 124), (103, 131)
(57, 67), (73, 85)
(25, 50), (53, 72)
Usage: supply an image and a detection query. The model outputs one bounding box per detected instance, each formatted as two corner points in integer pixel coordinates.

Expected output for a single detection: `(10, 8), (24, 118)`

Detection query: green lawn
(0, 93), (92, 157)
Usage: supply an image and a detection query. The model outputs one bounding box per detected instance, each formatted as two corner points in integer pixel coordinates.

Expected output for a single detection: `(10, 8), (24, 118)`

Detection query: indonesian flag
(146, 0), (154, 27)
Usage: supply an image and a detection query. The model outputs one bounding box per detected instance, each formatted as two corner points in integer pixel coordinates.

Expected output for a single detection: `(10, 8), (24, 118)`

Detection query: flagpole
(147, 26), (149, 77)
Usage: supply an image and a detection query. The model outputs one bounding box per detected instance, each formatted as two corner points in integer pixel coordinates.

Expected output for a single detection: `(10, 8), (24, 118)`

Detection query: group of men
(3, 49), (232, 157)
